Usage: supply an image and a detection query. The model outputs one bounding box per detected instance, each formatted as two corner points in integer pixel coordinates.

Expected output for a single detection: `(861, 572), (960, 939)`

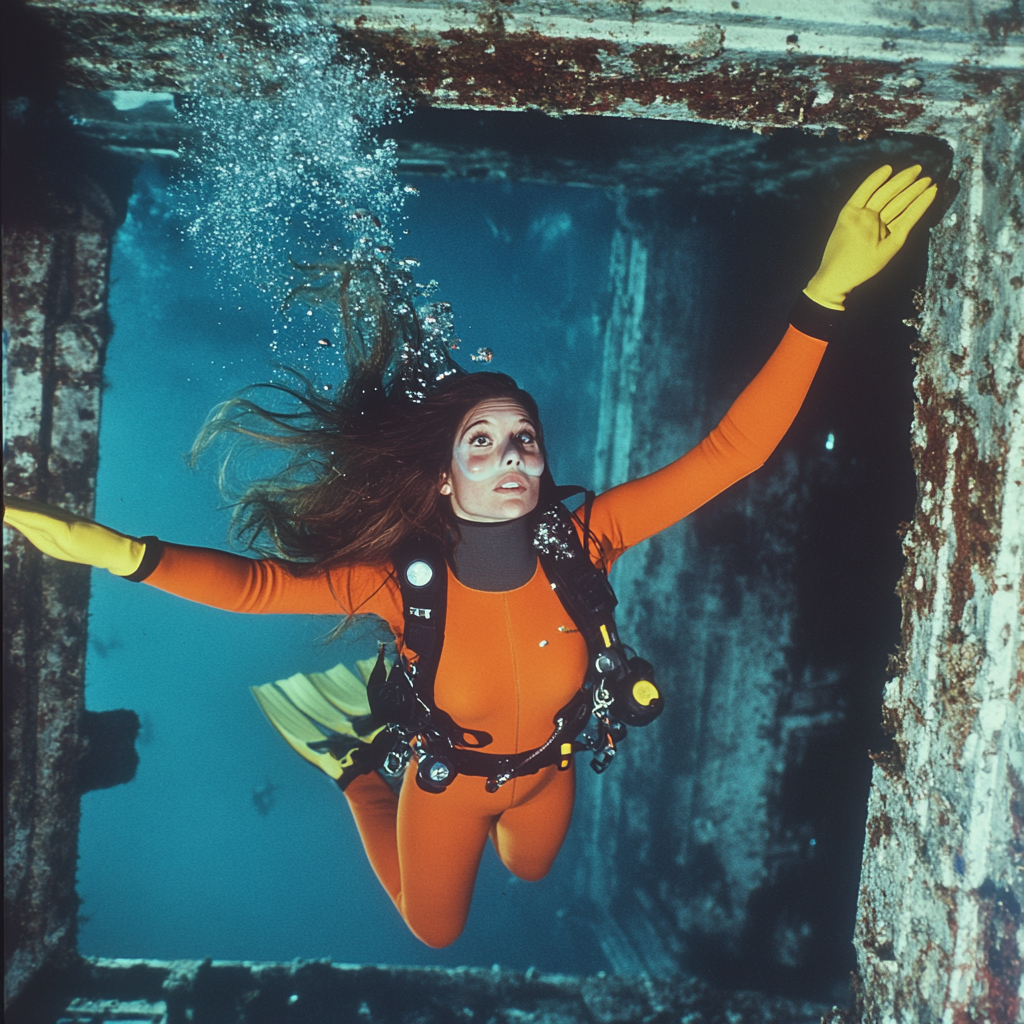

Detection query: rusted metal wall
(23, 956), (830, 1024)
(2, 197), (121, 1009)
(22, 1), (1024, 134)
(855, 101), (1024, 1024)
(576, 195), (854, 986)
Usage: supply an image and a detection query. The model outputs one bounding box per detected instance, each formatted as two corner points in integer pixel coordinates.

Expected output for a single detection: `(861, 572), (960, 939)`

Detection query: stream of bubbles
(174, 0), (467, 393)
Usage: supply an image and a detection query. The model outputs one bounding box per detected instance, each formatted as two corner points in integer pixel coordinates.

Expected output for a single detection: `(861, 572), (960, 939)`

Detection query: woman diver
(4, 165), (937, 948)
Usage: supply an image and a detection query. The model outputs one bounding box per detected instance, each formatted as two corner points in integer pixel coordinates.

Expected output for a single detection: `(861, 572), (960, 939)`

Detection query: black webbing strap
(394, 535), (448, 670)
(540, 493), (618, 643)
(449, 688), (593, 782)
(393, 536), (492, 749)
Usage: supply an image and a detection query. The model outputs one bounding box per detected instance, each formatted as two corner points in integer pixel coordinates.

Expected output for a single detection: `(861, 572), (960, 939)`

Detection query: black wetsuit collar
(452, 515), (536, 592)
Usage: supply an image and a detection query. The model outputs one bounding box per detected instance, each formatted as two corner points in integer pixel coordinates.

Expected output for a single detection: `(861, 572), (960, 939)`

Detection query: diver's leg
(395, 776), (494, 947)
(343, 771), (401, 900)
(345, 770), (495, 948)
(490, 764), (575, 882)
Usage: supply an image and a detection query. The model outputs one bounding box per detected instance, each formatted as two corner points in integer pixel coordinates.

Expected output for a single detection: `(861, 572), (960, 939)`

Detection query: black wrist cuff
(123, 537), (165, 582)
(789, 292), (845, 343)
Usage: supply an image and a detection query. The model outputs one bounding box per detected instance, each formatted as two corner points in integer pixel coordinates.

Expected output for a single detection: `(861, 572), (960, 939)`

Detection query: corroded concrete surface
(24, 1), (1024, 136)
(854, 101), (1024, 1023)
(2, 212), (117, 1009)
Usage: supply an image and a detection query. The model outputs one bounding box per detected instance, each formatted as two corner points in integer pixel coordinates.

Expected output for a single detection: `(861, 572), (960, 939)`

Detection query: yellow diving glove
(3, 495), (146, 577)
(805, 164), (939, 310)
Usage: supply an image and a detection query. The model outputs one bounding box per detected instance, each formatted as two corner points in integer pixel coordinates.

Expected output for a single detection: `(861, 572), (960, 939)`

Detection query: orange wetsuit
(141, 323), (828, 947)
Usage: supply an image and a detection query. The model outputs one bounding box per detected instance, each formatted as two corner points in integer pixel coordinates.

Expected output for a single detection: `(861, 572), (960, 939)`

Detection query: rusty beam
(26, 955), (832, 1023)
(21, 2), (1024, 136)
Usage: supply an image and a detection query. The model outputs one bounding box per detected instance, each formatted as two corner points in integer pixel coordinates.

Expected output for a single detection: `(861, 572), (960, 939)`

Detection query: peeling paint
(19, 2), (1023, 136)
(347, 26), (925, 136)
(948, 418), (1003, 629)
(867, 813), (895, 849)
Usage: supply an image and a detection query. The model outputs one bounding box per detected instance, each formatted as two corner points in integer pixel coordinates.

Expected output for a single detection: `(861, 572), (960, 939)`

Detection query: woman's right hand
(3, 496), (146, 576)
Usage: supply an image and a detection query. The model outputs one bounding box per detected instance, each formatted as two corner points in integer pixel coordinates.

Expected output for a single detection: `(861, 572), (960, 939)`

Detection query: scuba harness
(342, 487), (663, 794)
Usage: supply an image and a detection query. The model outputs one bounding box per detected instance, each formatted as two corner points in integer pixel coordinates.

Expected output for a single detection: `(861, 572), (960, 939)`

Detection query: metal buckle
(382, 742), (411, 777)
(590, 745), (616, 774)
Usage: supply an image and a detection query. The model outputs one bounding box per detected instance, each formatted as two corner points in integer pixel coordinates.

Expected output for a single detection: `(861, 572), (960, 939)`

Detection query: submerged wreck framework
(3, 2), (1022, 1022)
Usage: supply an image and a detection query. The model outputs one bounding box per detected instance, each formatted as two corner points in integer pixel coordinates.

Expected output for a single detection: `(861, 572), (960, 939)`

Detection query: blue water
(79, 161), (615, 971)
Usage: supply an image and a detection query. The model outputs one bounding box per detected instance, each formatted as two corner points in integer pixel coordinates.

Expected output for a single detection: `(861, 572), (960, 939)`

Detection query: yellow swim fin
(252, 658), (391, 785)
(306, 662), (373, 720)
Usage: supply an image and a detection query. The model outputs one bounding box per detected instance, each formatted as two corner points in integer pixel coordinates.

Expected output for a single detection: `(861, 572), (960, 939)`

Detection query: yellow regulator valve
(632, 679), (660, 707)
(608, 657), (663, 727)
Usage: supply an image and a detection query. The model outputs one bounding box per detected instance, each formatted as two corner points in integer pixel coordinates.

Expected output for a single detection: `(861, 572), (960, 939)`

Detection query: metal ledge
(21, 1), (1024, 135)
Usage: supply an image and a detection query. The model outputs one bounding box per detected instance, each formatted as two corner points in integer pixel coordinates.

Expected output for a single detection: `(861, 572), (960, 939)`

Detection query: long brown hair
(192, 259), (553, 575)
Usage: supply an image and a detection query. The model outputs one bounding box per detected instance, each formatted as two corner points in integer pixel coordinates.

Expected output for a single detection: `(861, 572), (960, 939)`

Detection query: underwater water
(78, 160), (616, 971)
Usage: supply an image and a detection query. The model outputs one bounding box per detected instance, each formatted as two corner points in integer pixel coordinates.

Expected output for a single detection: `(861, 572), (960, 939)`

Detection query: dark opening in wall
(63, 100), (948, 1004)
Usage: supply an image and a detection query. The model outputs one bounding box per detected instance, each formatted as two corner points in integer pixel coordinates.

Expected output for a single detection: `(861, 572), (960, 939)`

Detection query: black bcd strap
(372, 535), (492, 749)
(371, 491), (656, 791)
(535, 489), (619, 653)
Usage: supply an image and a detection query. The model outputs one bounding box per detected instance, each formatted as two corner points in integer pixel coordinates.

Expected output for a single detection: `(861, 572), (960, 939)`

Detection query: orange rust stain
(867, 813), (893, 848)
(910, 375), (950, 556)
(869, 743), (904, 780)
(975, 879), (1023, 1024)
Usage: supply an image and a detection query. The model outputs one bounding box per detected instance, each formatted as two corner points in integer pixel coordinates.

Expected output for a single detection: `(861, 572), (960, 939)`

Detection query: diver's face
(440, 399), (545, 522)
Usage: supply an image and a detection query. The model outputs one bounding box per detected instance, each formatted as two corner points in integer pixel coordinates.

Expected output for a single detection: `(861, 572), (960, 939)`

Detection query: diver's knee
(504, 859), (554, 883)
(401, 898), (469, 948)
(409, 918), (465, 948)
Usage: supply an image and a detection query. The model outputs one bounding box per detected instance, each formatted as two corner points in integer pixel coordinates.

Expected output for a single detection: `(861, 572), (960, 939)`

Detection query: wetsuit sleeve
(589, 322), (828, 568)
(140, 542), (398, 618)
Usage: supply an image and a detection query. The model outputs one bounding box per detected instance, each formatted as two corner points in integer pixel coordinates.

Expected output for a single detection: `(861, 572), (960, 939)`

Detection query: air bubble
(173, 0), (471, 399)
(174, 0), (409, 294)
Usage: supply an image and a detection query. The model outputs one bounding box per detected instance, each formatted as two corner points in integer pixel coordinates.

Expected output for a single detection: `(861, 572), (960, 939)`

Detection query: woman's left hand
(804, 164), (939, 310)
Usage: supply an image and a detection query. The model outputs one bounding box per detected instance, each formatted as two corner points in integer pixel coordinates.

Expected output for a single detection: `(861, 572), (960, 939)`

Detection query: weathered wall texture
(855, 102), (1024, 1023)
(14, 956), (829, 1024)
(3, 214), (114, 1007)
(579, 206), (818, 975)
(23, 1), (1024, 134)
(571, 185), (909, 997)
(1, 102), (137, 1004)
